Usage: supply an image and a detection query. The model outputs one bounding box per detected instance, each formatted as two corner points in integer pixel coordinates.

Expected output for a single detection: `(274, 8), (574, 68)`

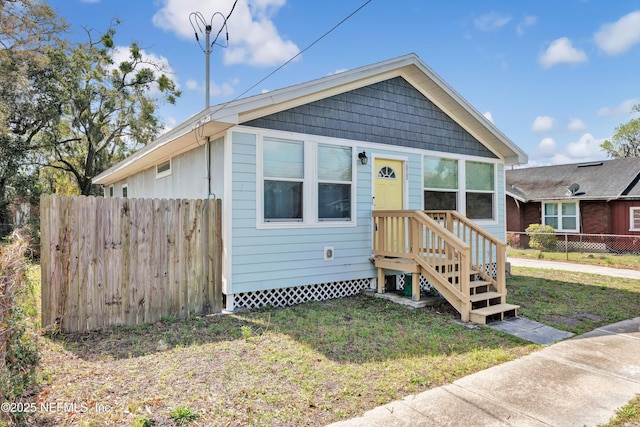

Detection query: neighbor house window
(317, 144), (352, 220)
(465, 161), (494, 220)
(543, 201), (579, 232)
(156, 159), (171, 179)
(122, 184), (128, 198)
(263, 138), (304, 221)
(423, 156), (458, 210)
(630, 207), (640, 231)
(108, 186), (114, 197)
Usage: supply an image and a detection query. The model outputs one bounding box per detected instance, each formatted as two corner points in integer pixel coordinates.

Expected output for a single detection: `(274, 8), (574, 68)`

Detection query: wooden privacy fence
(40, 195), (223, 332)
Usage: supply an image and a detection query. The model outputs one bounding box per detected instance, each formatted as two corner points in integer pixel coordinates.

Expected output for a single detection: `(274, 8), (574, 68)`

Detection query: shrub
(525, 224), (557, 251)
(506, 232), (520, 248)
(0, 229), (39, 425)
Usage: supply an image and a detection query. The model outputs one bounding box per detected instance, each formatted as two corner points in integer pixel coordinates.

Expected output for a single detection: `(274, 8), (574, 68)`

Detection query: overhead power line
(207, 0), (373, 118)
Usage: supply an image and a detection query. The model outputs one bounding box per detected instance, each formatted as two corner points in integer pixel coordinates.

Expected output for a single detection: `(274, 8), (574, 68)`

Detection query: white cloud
(328, 68), (349, 76)
(531, 115), (556, 133)
(209, 81), (236, 97)
(474, 12), (511, 31)
(531, 133), (608, 165)
(153, 0), (300, 67)
(162, 116), (177, 132)
(597, 98), (639, 117)
(566, 133), (605, 159)
(538, 37), (588, 68)
(538, 137), (557, 157)
(567, 118), (587, 133)
(184, 78), (237, 98)
(594, 11), (640, 55)
(483, 111), (493, 123)
(517, 16), (537, 35)
(548, 153), (573, 165)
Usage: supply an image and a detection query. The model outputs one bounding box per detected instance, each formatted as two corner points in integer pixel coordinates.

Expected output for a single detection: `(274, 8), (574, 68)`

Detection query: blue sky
(47, 0), (640, 167)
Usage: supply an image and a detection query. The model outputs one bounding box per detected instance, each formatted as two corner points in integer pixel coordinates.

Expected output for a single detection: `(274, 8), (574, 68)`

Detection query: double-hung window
(318, 144), (352, 221)
(263, 138), (304, 221)
(543, 201), (579, 232)
(465, 161), (495, 220)
(631, 207), (640, 231)
(423, 156), (458, 210)
(261, 136), (353, 225)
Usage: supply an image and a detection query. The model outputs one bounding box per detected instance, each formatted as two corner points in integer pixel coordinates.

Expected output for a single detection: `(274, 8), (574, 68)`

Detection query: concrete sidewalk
(508, 257), (640, 280)
(328, 317), (640, 427)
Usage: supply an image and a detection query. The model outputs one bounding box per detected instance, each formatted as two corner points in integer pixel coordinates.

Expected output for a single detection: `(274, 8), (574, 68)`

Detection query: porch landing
(366, 289), (445, 309)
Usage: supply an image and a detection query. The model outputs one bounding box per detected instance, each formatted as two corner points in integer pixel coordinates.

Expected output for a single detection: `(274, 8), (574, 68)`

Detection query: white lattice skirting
(232, 278), (371, 310)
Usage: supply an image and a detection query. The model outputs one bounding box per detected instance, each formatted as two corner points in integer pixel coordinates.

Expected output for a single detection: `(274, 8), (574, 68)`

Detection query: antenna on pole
(189, 5), (234, 108)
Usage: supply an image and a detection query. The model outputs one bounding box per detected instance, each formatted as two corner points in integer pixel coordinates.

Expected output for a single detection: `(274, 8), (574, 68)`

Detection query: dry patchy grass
(25, 296), (536, 426)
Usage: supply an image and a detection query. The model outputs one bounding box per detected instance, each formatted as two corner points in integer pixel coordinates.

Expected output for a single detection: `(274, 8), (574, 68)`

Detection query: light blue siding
(230, 131), (375, 294)
(481, 163), (506, 242)
(229, 130), (509, 294)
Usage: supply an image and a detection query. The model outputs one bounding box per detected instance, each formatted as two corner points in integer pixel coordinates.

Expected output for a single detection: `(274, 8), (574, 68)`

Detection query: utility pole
(189, 5), (235, 109)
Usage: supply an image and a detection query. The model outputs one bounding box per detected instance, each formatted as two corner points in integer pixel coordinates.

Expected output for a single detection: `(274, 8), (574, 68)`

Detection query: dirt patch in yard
(544, 313), (606, 329)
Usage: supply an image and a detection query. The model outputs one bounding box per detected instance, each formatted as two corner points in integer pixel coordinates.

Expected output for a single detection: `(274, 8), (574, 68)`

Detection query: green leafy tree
(0, 0), (67, 235)
(36, 24), (181, 195)
(601, 104), (640, 158)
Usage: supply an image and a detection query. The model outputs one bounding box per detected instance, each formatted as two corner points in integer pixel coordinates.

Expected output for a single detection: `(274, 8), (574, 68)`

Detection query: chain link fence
(507, 231), (640, 255)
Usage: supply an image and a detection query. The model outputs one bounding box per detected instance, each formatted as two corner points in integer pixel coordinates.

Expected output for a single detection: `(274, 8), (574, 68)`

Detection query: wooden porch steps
(372, 209), (517, 325)
(373, 256), (519, 325)
(469, 291), (503, 303)
(467, 276), (519, 324)
(469, 303), (519, 325)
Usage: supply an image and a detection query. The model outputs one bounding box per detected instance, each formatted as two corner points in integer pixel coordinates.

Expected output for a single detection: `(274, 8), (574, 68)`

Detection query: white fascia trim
(506, 191), (528, 203)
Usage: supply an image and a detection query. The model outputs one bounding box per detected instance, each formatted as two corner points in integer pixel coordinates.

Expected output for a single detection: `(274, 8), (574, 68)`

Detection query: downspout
(206, 136), (212, 199)
(204, 135), (216, 314)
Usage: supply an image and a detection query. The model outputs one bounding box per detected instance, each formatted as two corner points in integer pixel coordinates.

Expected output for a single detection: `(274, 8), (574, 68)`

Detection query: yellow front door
(374, 159), (403, 210)
(374, 158), (404, 252)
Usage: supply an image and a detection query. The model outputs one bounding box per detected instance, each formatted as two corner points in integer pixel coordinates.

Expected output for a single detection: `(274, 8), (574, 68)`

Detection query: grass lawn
(17, 261), (640, 426)
(507, 247), (640, 270)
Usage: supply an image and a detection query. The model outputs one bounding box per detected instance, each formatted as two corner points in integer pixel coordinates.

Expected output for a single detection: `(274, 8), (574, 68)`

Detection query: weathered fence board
(40, 195), (223, 332)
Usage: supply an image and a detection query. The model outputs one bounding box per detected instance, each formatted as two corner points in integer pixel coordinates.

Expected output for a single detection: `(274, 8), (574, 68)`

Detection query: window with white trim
(108, 186), (114, 197)
(260, 136), (353, 225)
(465, 161), (495, 220)
(156, 159), (171, 179)
(263, 138), (304, 221)
(630, 207), (640, 231)
(317, 144), (352, 221)
(122, 184), (128, 198)
(543, 201), (579, 232)
(423, 156), (458, 210)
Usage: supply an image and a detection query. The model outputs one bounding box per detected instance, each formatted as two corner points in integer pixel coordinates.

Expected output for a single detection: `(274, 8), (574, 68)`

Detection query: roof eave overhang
(95, 53), (529, 185)
(94, 112), (237, 185)
(505, 191), (528, 203)
(400, 61), (528, 165)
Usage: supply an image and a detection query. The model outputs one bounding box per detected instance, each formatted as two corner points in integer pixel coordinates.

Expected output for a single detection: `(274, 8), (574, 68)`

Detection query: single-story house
(506, 157), (640, 251)
(94, 53), (528, 319)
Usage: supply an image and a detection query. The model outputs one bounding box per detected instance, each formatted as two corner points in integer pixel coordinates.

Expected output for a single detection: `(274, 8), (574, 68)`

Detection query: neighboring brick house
(506, 157), (640, 251)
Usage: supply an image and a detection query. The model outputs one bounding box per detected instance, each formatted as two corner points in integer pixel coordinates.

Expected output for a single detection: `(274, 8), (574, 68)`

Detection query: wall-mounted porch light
(358, 150), (368, 165)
